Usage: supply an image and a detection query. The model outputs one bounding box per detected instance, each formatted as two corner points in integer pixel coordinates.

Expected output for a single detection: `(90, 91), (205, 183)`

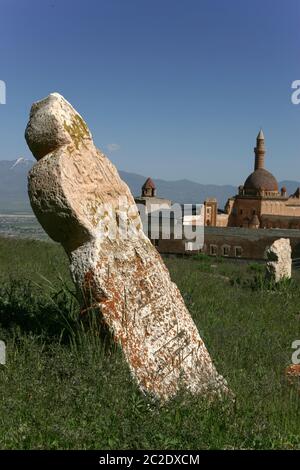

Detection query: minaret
(254, 129), (265, 171)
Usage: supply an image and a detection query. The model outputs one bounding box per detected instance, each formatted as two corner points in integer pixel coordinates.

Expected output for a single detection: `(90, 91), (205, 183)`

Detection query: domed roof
(244, 168), (278, 192)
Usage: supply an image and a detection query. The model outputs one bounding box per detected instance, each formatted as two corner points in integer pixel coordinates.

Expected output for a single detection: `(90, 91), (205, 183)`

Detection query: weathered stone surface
(25, 93), (229, 401)
(285, 364), (300, 391)
(265, 238), (292, 283)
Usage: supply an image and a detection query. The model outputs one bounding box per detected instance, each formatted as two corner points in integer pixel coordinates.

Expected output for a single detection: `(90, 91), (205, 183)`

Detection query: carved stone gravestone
(25, 93), (229, 401)
(266, 238), (292, 283)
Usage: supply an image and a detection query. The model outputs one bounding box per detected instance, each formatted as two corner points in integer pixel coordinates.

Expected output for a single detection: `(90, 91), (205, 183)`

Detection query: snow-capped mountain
(9, 157), (32, 170)
(0, 159), (299, 214)
(0, 158), (34, 212)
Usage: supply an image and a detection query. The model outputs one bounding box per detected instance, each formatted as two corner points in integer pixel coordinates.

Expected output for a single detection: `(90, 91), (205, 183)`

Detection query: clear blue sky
(0, 0), (299, 184)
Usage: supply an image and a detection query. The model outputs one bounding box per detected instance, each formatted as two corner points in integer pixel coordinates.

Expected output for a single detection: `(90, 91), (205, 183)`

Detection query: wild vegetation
(0, 237), (299, 449)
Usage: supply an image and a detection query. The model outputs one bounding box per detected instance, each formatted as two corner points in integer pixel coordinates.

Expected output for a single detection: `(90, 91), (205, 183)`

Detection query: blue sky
(0, 0), (299, 184)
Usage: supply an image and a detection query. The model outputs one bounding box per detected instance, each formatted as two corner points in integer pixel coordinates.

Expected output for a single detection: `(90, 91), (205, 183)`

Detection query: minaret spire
(254, 129), (265, 171)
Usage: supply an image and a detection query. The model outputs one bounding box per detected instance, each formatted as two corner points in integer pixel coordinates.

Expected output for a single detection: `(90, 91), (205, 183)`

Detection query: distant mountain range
(0, 158), (34, 213)
(0, 158), (299, 214)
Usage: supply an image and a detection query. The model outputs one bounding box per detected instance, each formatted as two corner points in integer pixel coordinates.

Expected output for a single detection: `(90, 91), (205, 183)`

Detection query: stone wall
(226, 196), (300, 229)
(153, 226), (300, 260)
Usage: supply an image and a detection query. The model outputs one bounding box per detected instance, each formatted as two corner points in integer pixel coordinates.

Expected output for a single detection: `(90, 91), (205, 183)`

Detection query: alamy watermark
(291, 340), (300, 365)
(291, 80), (300, 105)
(0, 340), (6, 365)
(90, 197), (204, 251)
(0, 80), (6, 104)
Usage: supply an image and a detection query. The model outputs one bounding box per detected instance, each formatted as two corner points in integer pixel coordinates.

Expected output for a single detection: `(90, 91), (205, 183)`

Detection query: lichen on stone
(63, 114), (90, 150)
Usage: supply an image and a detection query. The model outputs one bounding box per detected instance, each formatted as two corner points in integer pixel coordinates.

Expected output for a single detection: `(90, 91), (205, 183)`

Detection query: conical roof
(257, 129), (265, 140)
(142, 177), (156, 190)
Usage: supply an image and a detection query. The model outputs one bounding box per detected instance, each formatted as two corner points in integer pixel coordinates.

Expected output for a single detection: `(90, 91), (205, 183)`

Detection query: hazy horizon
(1, 156), (300, 189)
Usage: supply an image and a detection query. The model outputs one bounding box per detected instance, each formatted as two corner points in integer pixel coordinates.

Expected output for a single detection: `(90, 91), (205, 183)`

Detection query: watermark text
(291, 340), (300, 365)
(291, 80), (300, 105)
(0, 80), (6, 104)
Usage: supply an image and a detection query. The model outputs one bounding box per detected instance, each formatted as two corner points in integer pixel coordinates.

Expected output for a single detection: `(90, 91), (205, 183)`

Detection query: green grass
(0, 237), (300, 449)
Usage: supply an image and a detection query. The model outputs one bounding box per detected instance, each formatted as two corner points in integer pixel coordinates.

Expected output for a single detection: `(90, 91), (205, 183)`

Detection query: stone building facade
(154, 226), (300, 261)
(135, 163), (300, 261)
(204, 198), (217, 226)
(221, 130), (300, 229)
(134, 177), (172, 214)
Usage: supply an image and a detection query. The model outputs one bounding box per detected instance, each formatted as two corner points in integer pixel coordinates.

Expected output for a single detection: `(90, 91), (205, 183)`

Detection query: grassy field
(0, 237), (299, 449)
